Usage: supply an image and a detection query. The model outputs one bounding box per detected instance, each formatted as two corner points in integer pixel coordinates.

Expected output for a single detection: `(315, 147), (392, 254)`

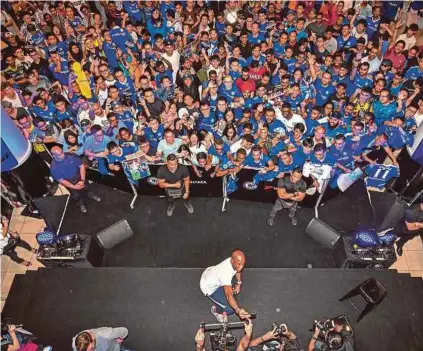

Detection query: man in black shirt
(396, 202), (423, 256)
(157, 153), (194, 217)
(268, 168), (307, 226)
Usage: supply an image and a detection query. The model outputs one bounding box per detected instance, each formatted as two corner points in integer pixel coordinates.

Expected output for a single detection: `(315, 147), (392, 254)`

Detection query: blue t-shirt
(49, 59), (70, 85)
(110, 26), (133, 51)
(83, 134), (112, 153)
(124, 1), (143, 22)
(50, 154), (83, 182)
(218, 84), (241, 103)
(278, 151), (306, 172)
(314, 79), (335, 106)
(404, 66), (423, 81)
(336, 35), (357, 51)
(309, 152), (337, 167)
(144, 125), (165, 149)
(329, 143), (354, 167)
(378, 125), (414, 149)
(33, 105), (57, 123)
(103, 41), (119, 68)
(245, 153), (271, 168)
(248, 33), (266, 45)
(372, 101), (396, 126)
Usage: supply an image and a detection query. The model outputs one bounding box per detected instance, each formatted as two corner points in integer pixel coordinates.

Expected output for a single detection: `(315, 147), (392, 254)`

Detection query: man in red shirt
(384, 40), (407, 72)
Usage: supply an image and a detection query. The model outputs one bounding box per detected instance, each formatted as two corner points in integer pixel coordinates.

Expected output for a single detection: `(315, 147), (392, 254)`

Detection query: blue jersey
(283, 57), (297, 73)
(115, 78), (137, 104)
(378, 125), (414, 149)
(33, 105), (57, 123)
(83, 134), (112, 153)
(336, 35), (357, 51)
(107, 144), (138, 164)
(124, 1), (143, 22)
(366, 17), (380, 39)
(197, 113), (217, 133)
(404, 66), (423, 81)
(245, 153), (271, 168)
(218, 84), (241, 103)
(248, 33), (265, 45)
(351, 74), (373, 92)
(67, 16), (84, 29)
(273, 42), (286, 58)
(49, 59), (70, 85)
(267, 119), (288, 136)
(365, 164), (400, 189)
(215, 21), (226, 36)
(110, 26), (132, 51)
(103, 41), (119, 68)
(116, 110), (136, 131)
(209, 144), (230, 162)
(56, 108), (76, 122)
(309, 152), (337, 167)
(329, 143), (354, 167)
(278, 151), (306, 172)
(144, 125), (164, 149)
(246, 55), (266, 66)
(314, 79), (335, 107)
(29, 30), (46, 47)
(372, 101), (396, 126)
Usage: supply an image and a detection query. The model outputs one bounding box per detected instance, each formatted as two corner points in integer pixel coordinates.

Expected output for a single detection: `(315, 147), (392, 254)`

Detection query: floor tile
(20, 219), (44, 235)
(389, 254), (409, 271)
(404, 251), (423, 271)
(409, 270), (423, 279)
(7, 260), (28, 274)
(1, 256), (10, 272)
(1, 272), (15, 300)
(8, 215), (25, 233)
(28, 256), (45, 271)
(403, 236), (423, 251)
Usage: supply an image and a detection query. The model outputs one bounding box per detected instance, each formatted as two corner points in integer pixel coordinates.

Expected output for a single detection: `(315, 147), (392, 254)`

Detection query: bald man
(50, 145), (101, 213)
(200, 250), (251, 322)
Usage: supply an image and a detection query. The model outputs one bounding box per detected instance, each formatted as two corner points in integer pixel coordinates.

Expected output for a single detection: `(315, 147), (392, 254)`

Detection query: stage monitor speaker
(96, 219), (133, 250)
(368, 191), (406, 232)
(305, 218), (341, 249)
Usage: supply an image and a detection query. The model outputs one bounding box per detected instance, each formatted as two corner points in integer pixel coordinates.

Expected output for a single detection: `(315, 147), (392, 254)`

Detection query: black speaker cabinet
(305, 218), (341, 248)
(96, 219), (134, 250)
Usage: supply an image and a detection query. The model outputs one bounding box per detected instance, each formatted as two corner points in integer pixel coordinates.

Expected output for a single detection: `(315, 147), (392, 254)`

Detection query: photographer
(1, 323), (52, 351)
(249, 325), (300, 351)
(194, 319), (253, 351)
(308, 325), (355, 351)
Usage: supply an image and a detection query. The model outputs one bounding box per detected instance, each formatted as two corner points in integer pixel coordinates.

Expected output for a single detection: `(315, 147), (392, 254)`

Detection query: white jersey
(200, 257), (236, 296)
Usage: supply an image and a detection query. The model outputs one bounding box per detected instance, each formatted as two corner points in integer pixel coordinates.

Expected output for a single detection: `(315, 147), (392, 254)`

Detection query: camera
(200, 321), (245, 351)
(311, 315), (355, 350)
(271, 323), (287, 337)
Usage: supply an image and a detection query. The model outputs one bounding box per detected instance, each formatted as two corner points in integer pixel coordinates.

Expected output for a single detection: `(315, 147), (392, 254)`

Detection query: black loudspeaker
(96, 219), (133, 250)
(305, 218), (341, 248)
(368, 191), (406, 232)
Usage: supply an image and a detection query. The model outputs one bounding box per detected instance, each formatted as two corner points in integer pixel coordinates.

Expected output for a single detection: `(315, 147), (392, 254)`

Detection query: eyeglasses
(380, 95), (389, 98)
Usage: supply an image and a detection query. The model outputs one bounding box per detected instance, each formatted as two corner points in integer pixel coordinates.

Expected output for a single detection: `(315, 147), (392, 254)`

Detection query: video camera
(200, 314), (257, 351)
(311, 315), (355, 350)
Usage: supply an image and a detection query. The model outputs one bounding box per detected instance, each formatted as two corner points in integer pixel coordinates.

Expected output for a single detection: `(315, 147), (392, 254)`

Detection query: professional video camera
(200, 314), (257, 351)
(200, 321), (245, 351)
(311, 315), (355, 351)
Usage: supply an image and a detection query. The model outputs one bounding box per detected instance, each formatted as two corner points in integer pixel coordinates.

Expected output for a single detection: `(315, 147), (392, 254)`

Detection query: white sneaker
(211, 305), (227, 323)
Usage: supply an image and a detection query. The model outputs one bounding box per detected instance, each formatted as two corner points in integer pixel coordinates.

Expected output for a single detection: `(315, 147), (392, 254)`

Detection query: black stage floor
(60, 183), (373, 268)
(3, 268), (423, 351)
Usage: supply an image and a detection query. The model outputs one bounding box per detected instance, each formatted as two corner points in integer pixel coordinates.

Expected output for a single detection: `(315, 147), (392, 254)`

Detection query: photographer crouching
(308, 320), (355, 351)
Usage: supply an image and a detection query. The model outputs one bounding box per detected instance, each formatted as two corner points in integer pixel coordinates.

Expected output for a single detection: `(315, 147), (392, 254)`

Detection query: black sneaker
(396, 244), (403, 256)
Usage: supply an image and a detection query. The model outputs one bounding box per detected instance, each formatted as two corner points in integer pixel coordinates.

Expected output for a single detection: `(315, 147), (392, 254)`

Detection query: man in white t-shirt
(200, 250), (251, 322)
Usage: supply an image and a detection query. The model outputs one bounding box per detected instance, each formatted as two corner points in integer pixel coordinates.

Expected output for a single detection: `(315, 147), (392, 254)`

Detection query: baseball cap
(1, 101), (12, 109)
(331, 111), (342, 120)
(80, 119), (91, 128)
(287, 9), (296, 15)
(183, 73), (193, 80)
(111, 101), (121, 109)
(381, 59), (393, 67)
(164, 39), (174, 46)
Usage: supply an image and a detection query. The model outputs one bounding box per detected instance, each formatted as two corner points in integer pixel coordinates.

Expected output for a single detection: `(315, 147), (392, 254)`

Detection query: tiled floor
(1, 206), (423, 312)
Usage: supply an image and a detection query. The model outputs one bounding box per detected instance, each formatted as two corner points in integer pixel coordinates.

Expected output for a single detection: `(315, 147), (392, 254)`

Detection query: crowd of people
(0, 1), (423, 348)
(1, 0), (423, 219)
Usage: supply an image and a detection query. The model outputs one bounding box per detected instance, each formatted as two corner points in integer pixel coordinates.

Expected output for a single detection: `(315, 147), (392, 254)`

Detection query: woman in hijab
(63, 130), (84, 156)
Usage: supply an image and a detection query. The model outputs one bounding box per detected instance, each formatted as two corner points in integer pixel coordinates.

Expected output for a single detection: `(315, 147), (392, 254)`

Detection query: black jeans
(269, 198), (298, 219)
(396, 228), (422, 248)
(68, 180), (92, 204)
(2, 238), (32, 264)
